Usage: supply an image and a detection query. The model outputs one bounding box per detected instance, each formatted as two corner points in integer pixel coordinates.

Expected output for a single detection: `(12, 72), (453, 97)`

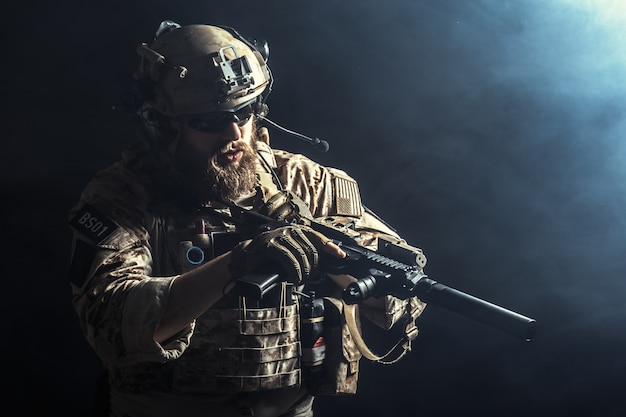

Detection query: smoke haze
(4, 1), (626, 415)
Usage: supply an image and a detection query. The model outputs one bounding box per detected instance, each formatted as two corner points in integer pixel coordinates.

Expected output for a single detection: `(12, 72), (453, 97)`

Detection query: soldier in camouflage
(68, 20), (427, 417)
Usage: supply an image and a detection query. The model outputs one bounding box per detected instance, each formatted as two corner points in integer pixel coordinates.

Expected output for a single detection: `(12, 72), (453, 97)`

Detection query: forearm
(154, 252), (235, 343)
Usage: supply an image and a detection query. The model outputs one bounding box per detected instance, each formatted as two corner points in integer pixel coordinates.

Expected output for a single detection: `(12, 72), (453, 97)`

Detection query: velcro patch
(69, 204), (118, 244)
(333, 176), (363, 217)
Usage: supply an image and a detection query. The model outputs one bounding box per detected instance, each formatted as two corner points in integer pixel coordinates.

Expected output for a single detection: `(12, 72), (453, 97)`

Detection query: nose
(218, 121), (242, 142)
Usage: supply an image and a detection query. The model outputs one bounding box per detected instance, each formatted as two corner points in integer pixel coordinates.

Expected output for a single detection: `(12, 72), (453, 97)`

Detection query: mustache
(216, 140), (250, 155)
(209, 140), (255, 170)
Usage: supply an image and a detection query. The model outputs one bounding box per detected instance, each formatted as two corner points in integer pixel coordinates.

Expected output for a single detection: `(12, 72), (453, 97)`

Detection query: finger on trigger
(325, 240), (346, 258)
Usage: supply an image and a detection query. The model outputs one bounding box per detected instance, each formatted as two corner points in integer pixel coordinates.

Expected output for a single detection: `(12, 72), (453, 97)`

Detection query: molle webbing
(174, 302), (302, 393)
(110, 303), (302, 394)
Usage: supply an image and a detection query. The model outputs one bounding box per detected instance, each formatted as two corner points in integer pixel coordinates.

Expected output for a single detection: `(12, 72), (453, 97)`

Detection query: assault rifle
(221, 203), (536, 342)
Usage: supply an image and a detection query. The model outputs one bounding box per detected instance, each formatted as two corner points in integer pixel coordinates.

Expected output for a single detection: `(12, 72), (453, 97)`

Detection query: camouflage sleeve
(72, 239), (192, 366)
(68, 171), (193, 367)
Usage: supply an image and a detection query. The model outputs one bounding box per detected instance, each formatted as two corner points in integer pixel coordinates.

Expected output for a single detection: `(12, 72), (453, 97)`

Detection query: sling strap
(344, 300), (420, 365)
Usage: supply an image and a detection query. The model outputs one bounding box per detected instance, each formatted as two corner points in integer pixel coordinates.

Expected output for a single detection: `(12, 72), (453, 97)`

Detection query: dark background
(4, 1), (626, 416)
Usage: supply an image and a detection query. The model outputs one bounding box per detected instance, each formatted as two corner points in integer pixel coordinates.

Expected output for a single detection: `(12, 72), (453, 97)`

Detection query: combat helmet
(132, 20), (272, 143)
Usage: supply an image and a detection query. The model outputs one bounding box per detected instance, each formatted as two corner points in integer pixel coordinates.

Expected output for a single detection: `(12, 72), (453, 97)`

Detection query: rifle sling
(343, 301), (415, 365)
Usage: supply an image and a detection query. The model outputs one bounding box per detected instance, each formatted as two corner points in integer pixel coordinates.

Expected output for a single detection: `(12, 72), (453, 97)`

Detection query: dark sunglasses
(186, 104), (255, 133)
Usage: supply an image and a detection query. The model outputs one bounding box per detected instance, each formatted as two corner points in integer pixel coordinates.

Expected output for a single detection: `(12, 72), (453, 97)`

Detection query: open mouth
(218, 148), (243, 164)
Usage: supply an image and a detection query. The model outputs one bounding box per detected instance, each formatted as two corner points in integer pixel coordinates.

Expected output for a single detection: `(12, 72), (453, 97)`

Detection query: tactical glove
(258, 191), (313, 224)
(229, 224), (330, 285)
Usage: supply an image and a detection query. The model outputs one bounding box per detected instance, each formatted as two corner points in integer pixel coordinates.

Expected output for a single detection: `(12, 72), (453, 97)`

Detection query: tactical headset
(121, 20), (327, 152)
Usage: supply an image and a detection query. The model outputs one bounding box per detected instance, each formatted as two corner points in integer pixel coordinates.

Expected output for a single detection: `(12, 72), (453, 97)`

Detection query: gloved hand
(258, 191), (313, 224)
(229, 224), (332, 285)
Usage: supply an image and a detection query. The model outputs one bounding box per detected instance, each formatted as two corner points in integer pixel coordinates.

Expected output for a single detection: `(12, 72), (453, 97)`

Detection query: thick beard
(151, 128), (261, 208)
(201, 139), (258, 203)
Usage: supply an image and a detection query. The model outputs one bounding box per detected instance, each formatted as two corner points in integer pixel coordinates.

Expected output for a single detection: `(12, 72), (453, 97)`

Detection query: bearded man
(67, 20), (427, 417)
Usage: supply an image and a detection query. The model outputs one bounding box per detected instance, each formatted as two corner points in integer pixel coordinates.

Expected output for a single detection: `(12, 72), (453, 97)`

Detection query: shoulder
(271, 149), (363, 218)
(272, 149), (356, 182)
(68, 160), (150, 248)
(272, 149), (321, 172)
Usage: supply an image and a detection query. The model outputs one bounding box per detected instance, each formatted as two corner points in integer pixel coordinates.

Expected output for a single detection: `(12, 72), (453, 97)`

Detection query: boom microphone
(258, 115), (330, 152)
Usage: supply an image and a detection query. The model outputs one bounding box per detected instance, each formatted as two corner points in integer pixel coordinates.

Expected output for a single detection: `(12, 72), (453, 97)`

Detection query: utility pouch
(307, 297), (362, 396)
(307, 295), (423, 396)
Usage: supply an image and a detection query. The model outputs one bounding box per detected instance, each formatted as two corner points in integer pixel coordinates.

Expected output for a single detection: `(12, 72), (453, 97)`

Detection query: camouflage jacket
(68, 135), (426, 398)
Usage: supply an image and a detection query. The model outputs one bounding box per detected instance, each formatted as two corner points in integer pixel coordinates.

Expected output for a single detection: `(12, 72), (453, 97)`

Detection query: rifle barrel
(414, 278), (536, 341)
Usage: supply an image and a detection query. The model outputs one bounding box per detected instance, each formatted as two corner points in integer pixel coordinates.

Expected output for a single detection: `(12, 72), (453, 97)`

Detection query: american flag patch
(333, 177), (363, 217)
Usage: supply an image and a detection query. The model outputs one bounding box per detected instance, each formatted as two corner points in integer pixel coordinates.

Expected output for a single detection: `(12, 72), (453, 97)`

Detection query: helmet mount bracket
(216, 46), (254, 96)
(135, 43), (188, 82)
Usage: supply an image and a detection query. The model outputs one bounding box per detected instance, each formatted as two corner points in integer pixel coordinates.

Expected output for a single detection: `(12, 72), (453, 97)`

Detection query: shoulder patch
(333, 176), (363, 217)
(69, 204), (118, 244)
